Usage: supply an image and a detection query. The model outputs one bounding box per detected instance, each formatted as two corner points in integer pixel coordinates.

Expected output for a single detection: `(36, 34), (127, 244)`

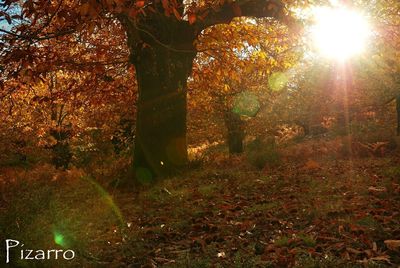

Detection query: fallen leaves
(302, 159), (320, 170)
(217, 251), (226, 258)
(384, 240), (400, 250)
(4, 157), (400, 266)
(368, 186), (387, 193)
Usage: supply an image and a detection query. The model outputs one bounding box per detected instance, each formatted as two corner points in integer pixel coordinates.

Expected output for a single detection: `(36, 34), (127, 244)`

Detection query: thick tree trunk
(130, 25), (196, 178)
(118, 0), (285, 179)
(224, 110), (245, 154)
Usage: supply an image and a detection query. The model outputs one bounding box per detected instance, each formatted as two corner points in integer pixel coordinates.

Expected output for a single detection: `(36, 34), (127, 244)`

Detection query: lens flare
(232, 92), (260, 117)
(82, 176), (125, 225)
(311, 7), (371, 60)
(268, 72), (288, 91)
(53, 232), (66, 247)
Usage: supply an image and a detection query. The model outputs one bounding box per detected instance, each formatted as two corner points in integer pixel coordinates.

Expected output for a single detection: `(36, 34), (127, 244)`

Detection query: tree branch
(196, 0), (285, 31)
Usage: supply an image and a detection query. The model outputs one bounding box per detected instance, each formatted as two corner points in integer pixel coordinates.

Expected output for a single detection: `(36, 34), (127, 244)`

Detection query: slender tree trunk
(50, 128), (72, 169)
(294, 120), (310, 136)
(129, 23), (196, 178)
(224, 110), (245, 154)
(397, 95), (400, 136)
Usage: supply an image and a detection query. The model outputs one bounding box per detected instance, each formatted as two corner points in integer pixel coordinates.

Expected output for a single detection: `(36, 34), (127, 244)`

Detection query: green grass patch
(198, 184), (219, 197)
(246, 202), (279, 213)
(275, 236), (290, 247)
(383, 166), (400, 183)
(298, 233), (316, 247)
(356, 215), (379, 229)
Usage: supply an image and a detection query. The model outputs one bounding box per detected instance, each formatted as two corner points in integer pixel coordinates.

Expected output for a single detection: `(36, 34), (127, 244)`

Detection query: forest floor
(1, 147), (400, 267)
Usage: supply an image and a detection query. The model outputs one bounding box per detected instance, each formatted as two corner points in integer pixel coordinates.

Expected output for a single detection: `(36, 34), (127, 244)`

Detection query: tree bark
(224, 110), (245, 154)
(294, 120), (310, 136)
(125, 20), (197, 178)
(50, 127), (72, 169)
(397, 95), (400, 136)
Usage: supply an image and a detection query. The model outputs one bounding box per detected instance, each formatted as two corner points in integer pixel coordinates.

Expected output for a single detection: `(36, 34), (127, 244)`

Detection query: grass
(198, 184), (219, 197)
(383, 166), (400, 183)
(1, 155), (399, 267)
(295, 254), (387, 268)
(246, 202), (280, 213)
(275, 236), (290, 247)
(298, 233), (317, 247)
(356, 215), (380, 229)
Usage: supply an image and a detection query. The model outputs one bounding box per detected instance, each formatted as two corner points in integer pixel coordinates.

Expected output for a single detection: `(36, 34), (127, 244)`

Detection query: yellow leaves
(223, 84), (230, 92)
(190, 15), (297, 123)
(268, 72), (289, 91)
(257, 51), (267, 60)
(230, 71), (240, 83)
(22, 126), (33, 133)
(283, 61), (293, 69)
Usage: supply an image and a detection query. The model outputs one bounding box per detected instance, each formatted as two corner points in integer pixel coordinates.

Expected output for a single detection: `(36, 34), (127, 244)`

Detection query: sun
(311, 7), (371, 60)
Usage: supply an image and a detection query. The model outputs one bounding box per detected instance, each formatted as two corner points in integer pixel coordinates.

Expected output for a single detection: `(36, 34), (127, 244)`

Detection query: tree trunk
(294, 120), (310, 136)
(224, 110), (245, 155)
(397, 95), (400, 136)
(130, 25), (196, 179)
(50, 127), (72, 169)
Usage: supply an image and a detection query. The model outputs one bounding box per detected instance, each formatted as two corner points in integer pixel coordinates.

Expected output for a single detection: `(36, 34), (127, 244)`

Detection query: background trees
(188, 18), (299, 155)
(1, 0), (400, 175)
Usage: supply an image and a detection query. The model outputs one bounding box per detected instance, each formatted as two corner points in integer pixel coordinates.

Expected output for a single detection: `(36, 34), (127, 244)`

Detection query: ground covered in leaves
(1, 154), (400, 267)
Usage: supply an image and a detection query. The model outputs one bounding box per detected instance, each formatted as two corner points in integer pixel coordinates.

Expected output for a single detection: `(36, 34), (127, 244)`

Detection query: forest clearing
(1, 0), (400, 267)
(1, 139), (400, 267)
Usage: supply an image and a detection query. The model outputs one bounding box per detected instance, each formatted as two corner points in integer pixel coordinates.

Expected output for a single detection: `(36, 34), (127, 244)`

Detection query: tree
(118, 0), (291, 178)
(0, 9), (136, 167)
(187, 17), (298, 155)
(1, 0), (292, 178)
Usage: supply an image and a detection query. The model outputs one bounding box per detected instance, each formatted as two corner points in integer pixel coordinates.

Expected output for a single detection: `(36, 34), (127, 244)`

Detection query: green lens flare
(53, 231), (66, 247)
(268, 72), (288, 91)
(81, 176), (125, 227)
(232, 92), (260, 117)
